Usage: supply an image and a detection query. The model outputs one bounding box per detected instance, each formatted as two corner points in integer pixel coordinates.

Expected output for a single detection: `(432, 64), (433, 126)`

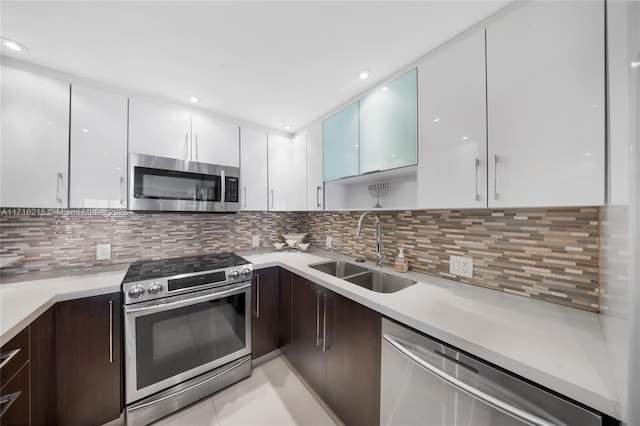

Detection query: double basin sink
(308, 260), (416, 293)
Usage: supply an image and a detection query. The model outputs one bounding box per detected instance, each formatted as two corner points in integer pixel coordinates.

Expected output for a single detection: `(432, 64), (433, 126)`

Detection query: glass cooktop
(122, 252), (250, 283)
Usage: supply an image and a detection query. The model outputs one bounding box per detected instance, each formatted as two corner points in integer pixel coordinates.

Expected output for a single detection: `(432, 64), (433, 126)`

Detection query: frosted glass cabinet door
(70, 85), (128, 208)
(486, 1), (605, 207)
(359, 68), (417, 174)
(0, 67), (70, 208)
(129, 99), (192, 160)
(240, 127), (268, 211)
(305, 122), (324, 211)
(191, 114), (240, 167)
(322, 103), (359, 181)
(417, 32), (487, 209)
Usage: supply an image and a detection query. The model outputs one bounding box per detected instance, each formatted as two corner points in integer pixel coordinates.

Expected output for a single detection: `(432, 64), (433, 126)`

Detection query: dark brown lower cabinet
(288, 274), (327, 397)
(278, 268), (293, 350)
(0, 362), (30, 426)
(285, 273), (382, 426)
(252, 267), (280, 359)
(0, 326), (30, 426)
(325, 292), (381, 426)
(30, 306), (56, 426)
(56, 293), (122, 426)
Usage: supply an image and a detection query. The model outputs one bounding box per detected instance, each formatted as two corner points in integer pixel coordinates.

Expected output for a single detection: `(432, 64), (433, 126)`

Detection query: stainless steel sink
(308, 260), (416, 293)
(308, 260), (368, 278)
(344, 271), (416, 293)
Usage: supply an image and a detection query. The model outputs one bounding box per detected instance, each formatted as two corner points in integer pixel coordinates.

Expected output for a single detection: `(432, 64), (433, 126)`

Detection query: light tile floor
(153, 356), (338, 426)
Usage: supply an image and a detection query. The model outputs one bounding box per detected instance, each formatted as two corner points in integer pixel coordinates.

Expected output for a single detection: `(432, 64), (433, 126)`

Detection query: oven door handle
(125, 282), (251, 314)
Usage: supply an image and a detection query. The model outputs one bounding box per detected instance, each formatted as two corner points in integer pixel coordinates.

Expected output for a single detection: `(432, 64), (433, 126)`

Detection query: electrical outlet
(96, 243), (111, 261)
(449, 255), (473, 278)
(251, 235), (260, 247)
(326, 236), (333, 249)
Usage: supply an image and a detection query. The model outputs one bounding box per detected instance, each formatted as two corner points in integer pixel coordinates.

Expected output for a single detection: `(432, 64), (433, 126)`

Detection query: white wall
(600, 1), (640, 424)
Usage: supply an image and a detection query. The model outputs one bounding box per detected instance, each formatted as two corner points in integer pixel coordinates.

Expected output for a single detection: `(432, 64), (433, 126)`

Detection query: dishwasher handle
(382, 334), (556, 426)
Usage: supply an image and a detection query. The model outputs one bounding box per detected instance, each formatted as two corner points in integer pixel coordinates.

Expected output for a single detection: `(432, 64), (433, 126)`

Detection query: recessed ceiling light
(584, 153), (592, 157)
(359, 70), (371, 80)
(381, 86), (389, 92)
(283, 124), (292, 130)
(189, 96), (200, 103)
(433, 118), (441, 123)
(631, 61), (640, 68)
(1, 37), (29, 53)
(81, 128), (89, 133)
(461, 136), (469, 141)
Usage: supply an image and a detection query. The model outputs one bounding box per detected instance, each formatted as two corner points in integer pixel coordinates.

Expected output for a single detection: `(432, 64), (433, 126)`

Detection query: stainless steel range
(122, 252), (253, 426)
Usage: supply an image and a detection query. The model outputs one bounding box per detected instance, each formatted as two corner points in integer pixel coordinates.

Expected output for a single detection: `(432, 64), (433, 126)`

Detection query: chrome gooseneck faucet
(355, 211), (388, 267)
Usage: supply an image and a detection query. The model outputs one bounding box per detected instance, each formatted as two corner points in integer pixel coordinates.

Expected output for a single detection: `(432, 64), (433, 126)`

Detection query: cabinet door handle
(474, 158), (480, 202)
(270, 190), (274, 209)
(493, 155), (499, 200)
(184, 133), (189, 160)
(255, 273), (260, 319)
(316, 186), (322, 208)
(119, 176), (125, 205)
(322, 292), (327, 352)
(195, 134), (199, 161)
(109, 299), (113, 363)
(56, 172), (63, 204)
(316, 290), (322, 347)
(243, 187), (247, 208)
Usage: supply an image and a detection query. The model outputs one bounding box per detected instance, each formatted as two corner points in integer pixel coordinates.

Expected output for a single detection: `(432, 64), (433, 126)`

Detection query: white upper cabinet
(486, 0), (605, 207)
(267, 134), (307, 211)
(0, 66), (70, 208)
(305, 122), (324, 211)
(417, 31), (488, 209)
(128, 99), (192, 160)
(70, 85), (128, 208)
(191, 114), (239, 167)
(240, 127), (268, 211)
(359, 68), (417, 174)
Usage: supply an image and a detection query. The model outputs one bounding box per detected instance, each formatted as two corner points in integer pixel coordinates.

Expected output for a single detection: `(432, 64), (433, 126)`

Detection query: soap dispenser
(394, 248), (408, 272)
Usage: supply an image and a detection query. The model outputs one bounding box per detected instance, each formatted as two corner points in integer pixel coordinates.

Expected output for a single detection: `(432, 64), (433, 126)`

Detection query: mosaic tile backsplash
(1, 207), (600, 312)
(303, 208), (600, 312)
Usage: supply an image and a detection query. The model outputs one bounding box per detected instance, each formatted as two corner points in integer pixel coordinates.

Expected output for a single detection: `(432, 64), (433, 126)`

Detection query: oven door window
(135, 293), (246, 390)
(133, 166), (221, 202)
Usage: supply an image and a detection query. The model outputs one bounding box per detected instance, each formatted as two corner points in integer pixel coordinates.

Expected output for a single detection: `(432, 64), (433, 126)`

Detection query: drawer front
(0, 363), (29, 425)
(0, 328), (29, 391)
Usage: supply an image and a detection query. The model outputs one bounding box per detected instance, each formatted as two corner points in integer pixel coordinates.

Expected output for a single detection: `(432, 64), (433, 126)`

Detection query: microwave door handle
(221, 169), (226, 204)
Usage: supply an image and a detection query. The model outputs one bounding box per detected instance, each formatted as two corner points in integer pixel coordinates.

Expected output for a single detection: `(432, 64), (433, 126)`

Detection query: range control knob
(148, 282), (163, 296)
(240, 268), (252, 278)
(229, 269), (240, 280)
(128, 285), (145, 299)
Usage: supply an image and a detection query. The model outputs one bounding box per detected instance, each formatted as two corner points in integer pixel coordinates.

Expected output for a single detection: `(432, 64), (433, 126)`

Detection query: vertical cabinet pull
(322, 292), (327, 352)
(493, 155), (499, 200)
(243, 187), (247, 208)
(195, 134), (199, 161)
(108, 299), (113, 363)
(316, 186), (322, 208)
(316, 291), (322, 347)
(119, 176), (125, 205)
(256, 273), (261, 319)
(56, 172), (63, 204)
(474, 158), (480, 202)
(270, 190), (274, 209)
(184, 133), (189, 160)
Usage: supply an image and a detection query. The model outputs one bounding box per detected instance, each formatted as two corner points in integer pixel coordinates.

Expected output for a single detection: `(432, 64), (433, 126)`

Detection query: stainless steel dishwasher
(381, 319), (606, 426)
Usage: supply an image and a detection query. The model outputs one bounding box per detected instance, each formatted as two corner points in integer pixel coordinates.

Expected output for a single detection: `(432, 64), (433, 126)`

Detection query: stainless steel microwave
(128, 153), (240, 212)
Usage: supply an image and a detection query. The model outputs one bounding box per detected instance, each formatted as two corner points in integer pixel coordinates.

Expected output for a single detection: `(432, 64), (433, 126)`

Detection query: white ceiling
(0, 1), (511, 133)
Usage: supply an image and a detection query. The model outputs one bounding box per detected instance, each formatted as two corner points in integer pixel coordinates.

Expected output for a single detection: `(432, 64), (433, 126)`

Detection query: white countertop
(0, 250), (620, 420)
